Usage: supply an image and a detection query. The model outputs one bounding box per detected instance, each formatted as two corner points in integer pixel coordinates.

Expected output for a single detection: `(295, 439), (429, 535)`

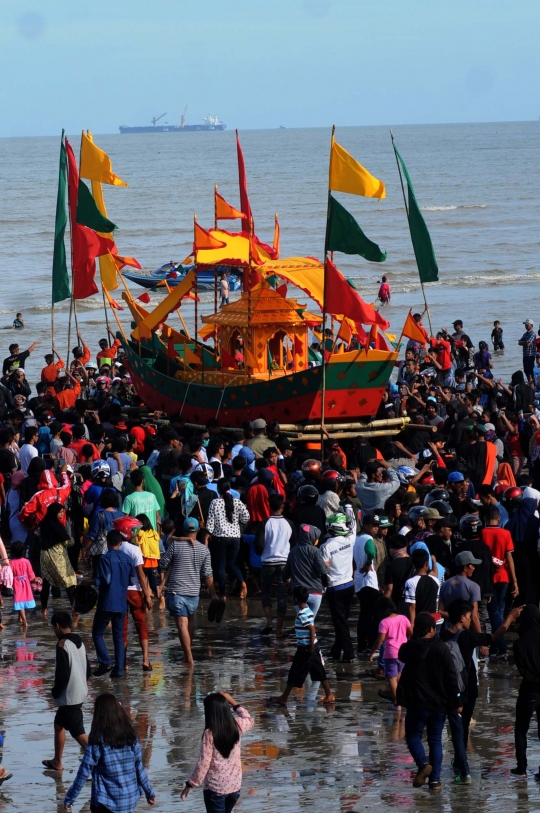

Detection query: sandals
(0, 772), (13, 785)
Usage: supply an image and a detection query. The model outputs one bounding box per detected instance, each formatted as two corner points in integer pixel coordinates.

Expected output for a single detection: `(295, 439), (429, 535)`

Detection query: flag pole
(390, 130), (433, 336)
(213, 185), (219, 357)
(193, 215), (202, 383)
(320, 125), (335, 453)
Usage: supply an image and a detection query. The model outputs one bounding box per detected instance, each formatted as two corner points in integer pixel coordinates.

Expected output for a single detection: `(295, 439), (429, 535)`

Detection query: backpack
(444, 629), (467, 693)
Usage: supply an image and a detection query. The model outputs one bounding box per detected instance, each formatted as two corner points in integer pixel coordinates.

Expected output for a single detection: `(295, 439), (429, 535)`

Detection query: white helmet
(91, 460), (111, 479)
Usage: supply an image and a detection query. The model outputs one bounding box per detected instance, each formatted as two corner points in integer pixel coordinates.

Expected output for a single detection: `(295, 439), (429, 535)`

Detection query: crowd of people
(0, 318), (539, 808)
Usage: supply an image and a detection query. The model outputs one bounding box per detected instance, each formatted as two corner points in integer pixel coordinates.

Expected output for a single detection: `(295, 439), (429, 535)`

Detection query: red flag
(369, 324), (391, 350)
(273, 214), (280, 258)
(293, 335), (303, 357)
(110, 252), (142, 271)
(65, 139), (114, 299)
(236, 130), (253, 226)
(276, 282), (287, 298)
(325, 258), (390, 329)
(221, 348), (236, 368)
(137, 292), (151, 304)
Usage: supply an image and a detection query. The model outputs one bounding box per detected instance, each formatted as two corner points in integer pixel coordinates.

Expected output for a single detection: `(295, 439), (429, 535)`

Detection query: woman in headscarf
(123, 465), (165, 518)
(6, 470), (27, 544)
(39, 502), (77, 616)
(512, 606), (540, 778)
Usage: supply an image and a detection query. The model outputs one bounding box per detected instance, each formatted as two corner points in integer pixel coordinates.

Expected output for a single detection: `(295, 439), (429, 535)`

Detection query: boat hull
(119, 125), (226, 133)
(122, 267), (241, 291)
(123, 340), (396, 425)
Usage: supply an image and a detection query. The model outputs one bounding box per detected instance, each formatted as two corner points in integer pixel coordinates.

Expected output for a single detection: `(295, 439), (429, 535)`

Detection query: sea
(0, 121), (538, 387)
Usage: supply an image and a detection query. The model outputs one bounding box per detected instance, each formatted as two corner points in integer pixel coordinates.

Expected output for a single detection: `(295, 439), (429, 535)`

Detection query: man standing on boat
(220, 273), (230, 306)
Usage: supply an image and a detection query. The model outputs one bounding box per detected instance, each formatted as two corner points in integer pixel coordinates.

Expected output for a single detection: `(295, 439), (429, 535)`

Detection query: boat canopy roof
(201, 282), (322, 327)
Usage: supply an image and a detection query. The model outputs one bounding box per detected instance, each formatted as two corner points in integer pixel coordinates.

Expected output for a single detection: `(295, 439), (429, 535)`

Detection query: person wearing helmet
(113, 516), (155, 672)
(454, 515), (494, 634)
(293, 485), (327, 537)
(424, 488), (450, 508)
(320, 505), (356, 662)
(84, 462), (113, 512)
(301, 458), (322, 484)
(92, 529), (137, 678)
(83, 489), (124, 578)
(356, 460), (400, 514)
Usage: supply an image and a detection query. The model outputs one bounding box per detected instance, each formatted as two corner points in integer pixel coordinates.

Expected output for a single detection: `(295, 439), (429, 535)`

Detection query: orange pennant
(244, 345), (261, 371)
(194, 221), (227, 252)
(402, 310), (428, 345)
(215, 190), (246, 220)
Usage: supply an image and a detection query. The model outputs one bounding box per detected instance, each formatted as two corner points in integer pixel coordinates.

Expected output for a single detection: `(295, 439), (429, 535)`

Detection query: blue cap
(183, 517), (199, 533)
(447, 471), (465, 483)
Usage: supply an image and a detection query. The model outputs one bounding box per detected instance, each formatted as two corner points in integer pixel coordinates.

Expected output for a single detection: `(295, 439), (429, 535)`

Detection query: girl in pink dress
(10, 541), (36, 626)
(181, 691), (253, 812)
(377, 275), (391, 304)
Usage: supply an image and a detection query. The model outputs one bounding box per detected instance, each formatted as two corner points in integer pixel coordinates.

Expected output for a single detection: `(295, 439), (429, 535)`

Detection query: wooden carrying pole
(319, 124), (336, 452)
(390, 130), (432, 336)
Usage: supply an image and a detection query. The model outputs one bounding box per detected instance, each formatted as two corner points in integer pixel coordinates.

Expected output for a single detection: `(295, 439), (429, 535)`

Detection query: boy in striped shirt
(271, 586), (335, 706)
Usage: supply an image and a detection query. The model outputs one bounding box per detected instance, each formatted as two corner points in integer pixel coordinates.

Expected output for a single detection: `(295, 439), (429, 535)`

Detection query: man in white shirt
(404, 548), (441, 627)
(113, 517), (154, 672)
(20, 425), (38, 475)
(320, 505), (356, 662)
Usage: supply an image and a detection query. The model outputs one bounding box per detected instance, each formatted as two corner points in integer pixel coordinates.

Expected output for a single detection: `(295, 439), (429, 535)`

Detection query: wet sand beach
(1, 593), (537, 812)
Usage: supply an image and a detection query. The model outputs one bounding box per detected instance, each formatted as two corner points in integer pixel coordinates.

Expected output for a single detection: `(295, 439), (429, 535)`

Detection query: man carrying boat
(96, 328), (122, 368)
(41, 348), (65, 396)
(69, 333), (91, 373)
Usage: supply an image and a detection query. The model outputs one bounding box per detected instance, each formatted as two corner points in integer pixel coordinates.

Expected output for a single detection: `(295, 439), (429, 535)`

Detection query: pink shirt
(189, 706), (254, 794)
(11, 557), (35, 604)
(379, 614), (410, 659)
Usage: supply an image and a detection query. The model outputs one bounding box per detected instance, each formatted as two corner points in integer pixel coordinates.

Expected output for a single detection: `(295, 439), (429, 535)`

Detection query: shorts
(287, 646), (327, 688)
(54, 703), (85, 737)
(166, 593), (199, 618)
(384, 657), (404, 678)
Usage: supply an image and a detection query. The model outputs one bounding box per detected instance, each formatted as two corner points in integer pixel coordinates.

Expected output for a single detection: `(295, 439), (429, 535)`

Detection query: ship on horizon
(119, 107), (226, 134)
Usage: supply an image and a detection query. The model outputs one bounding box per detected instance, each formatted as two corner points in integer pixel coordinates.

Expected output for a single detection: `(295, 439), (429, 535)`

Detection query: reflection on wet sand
(0, 597), (537, 812)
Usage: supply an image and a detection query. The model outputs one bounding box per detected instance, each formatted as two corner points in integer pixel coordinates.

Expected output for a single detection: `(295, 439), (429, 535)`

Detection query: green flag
(326, 195), (386, 262)
(52, 132), (71, 305)
(392, 142), (439, 283)
(76, 181), (117, 233)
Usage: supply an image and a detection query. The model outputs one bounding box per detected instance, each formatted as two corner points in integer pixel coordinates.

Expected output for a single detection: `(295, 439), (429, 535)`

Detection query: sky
(1, 0), (539, 136)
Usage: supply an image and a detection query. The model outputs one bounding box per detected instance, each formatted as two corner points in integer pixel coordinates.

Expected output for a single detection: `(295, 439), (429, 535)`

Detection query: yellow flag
(244, 345), (261, 371)
(183, 346), (200, 366)
(91, 178), (119, 290)
(329, 139), (386, 199)
(81, 131), (128, 187)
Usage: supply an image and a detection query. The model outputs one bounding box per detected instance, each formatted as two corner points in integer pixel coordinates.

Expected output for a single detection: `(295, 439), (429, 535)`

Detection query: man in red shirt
(68, 425), (101, 461)
(481, 504), (519, 659)
(54, 370), (81, 413)
(41, 348), (65, 397)
(96, 329), (122, 367)
(430, 333), (452, 380)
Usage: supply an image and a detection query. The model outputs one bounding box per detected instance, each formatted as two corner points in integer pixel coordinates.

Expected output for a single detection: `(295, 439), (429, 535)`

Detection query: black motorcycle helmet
(297, 484), (320, 506)
(73, 583), (98, 614)
(459, 514), (483, 540)
(424, 488), (450, 507)
(427, 500), (454, 517)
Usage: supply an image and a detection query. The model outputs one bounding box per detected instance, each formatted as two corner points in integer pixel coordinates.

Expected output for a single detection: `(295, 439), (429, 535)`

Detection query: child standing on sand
(10, 541), (36, 626)
(272, 586), (335, 706)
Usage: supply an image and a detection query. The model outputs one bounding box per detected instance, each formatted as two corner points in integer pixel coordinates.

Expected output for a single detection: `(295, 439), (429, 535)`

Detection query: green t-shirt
(122, 491), (160, 531)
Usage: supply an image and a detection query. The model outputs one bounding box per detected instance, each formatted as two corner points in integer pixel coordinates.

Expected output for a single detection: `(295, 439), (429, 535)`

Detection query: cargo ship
(119, 110), (226, 134)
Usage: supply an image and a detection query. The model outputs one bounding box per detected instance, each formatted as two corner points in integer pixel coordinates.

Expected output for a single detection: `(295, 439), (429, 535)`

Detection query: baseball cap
(472, 405), (484, 416)
(377, 515), (393, 528)
(183, 517), (199, 533)
(524, 319), (533, 325)
(363, 513), (380, 526)
(452, 320), (463, 326)
(447, 471), (465, 483)
(252, 418), (266, 430)
(424, 507), (441, 519)
(455, 550), (482, 567)
(484, 423), (495, 431)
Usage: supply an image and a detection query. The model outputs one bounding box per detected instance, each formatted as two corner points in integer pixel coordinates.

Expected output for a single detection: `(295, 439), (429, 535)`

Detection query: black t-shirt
(230, 474), (250, 492)
(0, 448), (16, 485)
(384, 556), (414, 610)
(440, 627), (491, 701)
(189, 486), (216, 523)
(2, 350), (29, 376)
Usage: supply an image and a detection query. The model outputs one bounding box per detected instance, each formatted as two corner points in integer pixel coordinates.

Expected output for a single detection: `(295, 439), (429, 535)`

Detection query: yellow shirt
(135, 529), (161, 561)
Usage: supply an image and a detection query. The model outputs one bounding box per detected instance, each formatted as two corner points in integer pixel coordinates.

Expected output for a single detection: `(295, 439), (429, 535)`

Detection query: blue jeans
(203, 789), (240, 813)
(405, 707), (446, 782)
(261, 564), (287, 618)
(488, 582), (508, 654)
(92, 609), (126, 674)
(447, 712), (470, 777)
(209, 537), (244, 597)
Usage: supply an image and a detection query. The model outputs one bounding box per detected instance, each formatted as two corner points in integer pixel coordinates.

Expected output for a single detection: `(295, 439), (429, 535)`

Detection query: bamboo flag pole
(390, 130), (433, 336)
(320, 125), (336, 453)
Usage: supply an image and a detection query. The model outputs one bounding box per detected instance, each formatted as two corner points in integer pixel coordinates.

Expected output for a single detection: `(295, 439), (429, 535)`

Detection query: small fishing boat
(121, 262), (242, 291)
